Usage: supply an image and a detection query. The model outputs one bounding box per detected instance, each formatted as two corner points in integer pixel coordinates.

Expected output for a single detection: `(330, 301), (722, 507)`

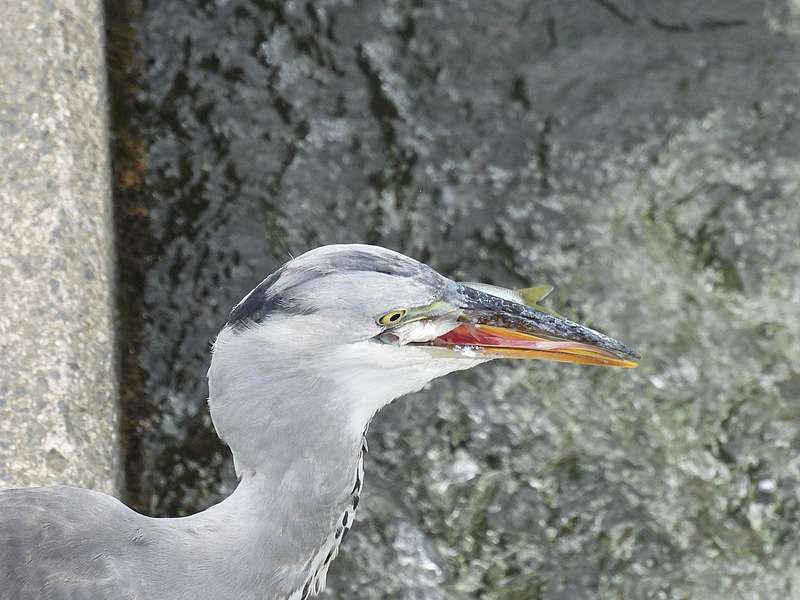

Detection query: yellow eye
(378, 309), (407, 327)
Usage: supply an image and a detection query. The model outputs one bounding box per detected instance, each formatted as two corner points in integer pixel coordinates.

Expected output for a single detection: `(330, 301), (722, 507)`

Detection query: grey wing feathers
(0, 486), (143, 600)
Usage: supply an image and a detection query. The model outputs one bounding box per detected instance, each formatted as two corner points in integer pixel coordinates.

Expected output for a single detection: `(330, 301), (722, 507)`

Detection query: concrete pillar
(0, 0), (119, 494)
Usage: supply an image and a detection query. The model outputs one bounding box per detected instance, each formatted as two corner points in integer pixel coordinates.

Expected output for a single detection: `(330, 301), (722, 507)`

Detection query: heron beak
(429, 283), (640, 368)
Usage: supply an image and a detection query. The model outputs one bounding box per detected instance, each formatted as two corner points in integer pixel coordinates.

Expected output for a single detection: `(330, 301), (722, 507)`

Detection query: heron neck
(202, 329), (437, 595)
(195, 392), (369, 598)
(210, 371), (378, 478)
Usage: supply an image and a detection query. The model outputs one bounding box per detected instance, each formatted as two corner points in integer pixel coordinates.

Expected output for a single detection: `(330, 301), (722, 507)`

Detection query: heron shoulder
(0, 486), (148, 599)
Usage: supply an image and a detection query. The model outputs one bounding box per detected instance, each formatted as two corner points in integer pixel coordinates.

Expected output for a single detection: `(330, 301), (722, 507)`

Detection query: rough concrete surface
(0, 1), (118, 493)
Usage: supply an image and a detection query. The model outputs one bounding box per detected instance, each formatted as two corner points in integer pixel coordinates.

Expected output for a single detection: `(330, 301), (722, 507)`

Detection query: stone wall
(0, 1), (119, 494)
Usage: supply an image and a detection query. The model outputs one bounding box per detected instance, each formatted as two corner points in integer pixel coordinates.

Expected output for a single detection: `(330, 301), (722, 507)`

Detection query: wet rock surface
(109, 1), (800, 598)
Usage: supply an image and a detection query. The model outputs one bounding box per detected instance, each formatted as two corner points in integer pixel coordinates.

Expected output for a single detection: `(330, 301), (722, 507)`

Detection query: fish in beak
(409, 282), (640, 368)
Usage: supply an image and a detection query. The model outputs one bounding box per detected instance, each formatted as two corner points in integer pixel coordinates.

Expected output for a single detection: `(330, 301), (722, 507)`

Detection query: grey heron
(0, 244), (639, 599)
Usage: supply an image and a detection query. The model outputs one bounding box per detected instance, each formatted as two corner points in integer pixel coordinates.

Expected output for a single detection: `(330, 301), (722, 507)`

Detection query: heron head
(207, 244), (640, 472)
(214, 245), (638, 401)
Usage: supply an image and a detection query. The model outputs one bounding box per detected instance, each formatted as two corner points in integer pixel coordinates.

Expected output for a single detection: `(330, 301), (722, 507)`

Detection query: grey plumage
(227, 245), (446, 330)
(0, 244), (639, 599)
(1, 487), (143, 599)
